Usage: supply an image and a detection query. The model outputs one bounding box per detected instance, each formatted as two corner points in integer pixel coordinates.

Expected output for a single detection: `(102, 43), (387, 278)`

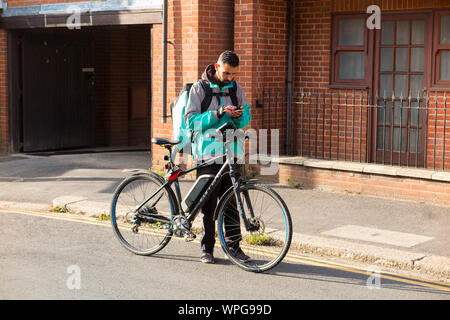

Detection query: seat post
(165, 145), (173, 163)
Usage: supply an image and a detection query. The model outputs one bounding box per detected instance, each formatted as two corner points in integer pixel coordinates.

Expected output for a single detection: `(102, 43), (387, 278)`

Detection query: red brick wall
(295, 0), (331, 91)
(293, 0), (450, 169)
(427, 92), (450, 171)
(151, 0), (234, 171)
(151, 23), (173, 170)
(197, 0), (235, 74)
(277, 163), (450, 207)
(261, 0), (450, 205)
(235, 0), (289, 133)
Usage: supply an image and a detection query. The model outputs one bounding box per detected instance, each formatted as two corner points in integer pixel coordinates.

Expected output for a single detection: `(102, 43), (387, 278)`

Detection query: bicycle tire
(110, 173), (178, 256)
(216, 183), (292, 273)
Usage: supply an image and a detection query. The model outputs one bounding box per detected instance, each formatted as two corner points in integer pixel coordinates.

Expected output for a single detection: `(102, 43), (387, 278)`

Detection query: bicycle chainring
(171, 215), (190, 237)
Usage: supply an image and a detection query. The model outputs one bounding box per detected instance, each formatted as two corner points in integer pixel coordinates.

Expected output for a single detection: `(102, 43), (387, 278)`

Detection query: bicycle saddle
(151, 138), (181, 146)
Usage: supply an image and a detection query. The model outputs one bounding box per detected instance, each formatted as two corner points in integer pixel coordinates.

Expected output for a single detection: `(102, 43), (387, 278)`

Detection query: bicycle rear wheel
(110, 173), (178, 255)
(216, 183), (292, 272)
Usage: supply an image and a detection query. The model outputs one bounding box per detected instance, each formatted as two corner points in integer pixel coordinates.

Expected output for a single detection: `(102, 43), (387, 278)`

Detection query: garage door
(22, 33), (94, 152)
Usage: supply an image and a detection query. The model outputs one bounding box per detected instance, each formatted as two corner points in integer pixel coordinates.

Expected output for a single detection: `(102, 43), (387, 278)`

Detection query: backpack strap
(198, 79), (240, 112)
(185, 83), (193, 95)
(199, 80), (214, 113)
(228, 81), (239, 107)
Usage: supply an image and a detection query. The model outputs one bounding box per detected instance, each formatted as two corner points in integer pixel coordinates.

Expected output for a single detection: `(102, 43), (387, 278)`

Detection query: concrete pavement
(0, 148), (449, 281)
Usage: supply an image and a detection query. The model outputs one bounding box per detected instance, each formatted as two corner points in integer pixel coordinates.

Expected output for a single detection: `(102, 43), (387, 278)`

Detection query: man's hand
(217, 105), (243, 119)
(225, 105), (243, 119)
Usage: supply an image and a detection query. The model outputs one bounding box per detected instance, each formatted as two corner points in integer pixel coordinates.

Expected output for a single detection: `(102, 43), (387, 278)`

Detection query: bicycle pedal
(184, 232), (196, 242)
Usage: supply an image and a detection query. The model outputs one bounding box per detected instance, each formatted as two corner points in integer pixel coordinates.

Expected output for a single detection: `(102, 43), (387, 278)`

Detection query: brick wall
(427, 92), (450, 171)
(294, 0), (331, 91)
(268, 0), (450, 206)
(277, 162), (450, 207)
(197, 0), (235, 74)
(235, 0), (289, 134)
(151, 0), (234, 172)
(293, 0), (450, 170)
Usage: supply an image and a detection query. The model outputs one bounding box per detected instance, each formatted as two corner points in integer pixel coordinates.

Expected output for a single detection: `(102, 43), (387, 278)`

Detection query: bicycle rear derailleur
(171, 215), (196, 242)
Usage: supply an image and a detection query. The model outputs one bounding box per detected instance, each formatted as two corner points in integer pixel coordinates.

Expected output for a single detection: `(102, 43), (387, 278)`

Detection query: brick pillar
(151, 0), (234, 172)
(151, 1), (200, 172)
(234, 0), (289, 147)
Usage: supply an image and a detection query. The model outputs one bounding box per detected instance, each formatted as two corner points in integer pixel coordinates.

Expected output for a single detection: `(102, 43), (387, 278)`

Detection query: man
(184, 51), (251, 264)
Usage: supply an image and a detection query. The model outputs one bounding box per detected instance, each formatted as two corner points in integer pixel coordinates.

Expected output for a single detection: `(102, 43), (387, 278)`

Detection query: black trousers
(196, 163), (242, 253)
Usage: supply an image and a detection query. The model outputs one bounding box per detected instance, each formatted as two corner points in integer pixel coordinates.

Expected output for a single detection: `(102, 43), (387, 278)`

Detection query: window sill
(428, 86), (450, 92)
(329, 84), (369, 90)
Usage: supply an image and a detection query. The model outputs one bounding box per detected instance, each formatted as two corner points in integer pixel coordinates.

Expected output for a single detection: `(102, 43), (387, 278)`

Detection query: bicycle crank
(171, 215), (193, 240)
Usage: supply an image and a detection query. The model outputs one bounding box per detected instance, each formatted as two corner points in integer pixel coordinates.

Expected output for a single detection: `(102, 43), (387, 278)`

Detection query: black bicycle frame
(134, 139), (253, 231)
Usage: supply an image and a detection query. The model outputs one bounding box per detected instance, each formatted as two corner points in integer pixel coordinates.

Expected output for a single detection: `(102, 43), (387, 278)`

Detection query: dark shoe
(229, 247), (251, 262)
(200, 252), (215, 264)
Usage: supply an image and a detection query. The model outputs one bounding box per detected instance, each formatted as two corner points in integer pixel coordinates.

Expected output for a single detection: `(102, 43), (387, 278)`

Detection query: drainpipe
(162, 0), (168, 123)
(286, 0), (293, 155)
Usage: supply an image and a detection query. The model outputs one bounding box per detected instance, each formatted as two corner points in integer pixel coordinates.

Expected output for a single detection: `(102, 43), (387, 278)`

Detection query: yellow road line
(2, 208), (449, 292)
(285, 251), (450, 288)
(284, 254), (450, 292)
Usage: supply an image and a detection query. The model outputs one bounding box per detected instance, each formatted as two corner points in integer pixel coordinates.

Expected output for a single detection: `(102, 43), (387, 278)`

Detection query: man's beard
(217, 79), (231, 87)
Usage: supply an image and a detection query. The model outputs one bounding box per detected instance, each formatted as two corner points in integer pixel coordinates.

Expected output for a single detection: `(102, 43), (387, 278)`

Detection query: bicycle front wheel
(110, 173), (178, 256)
(217, 183), (292, 272)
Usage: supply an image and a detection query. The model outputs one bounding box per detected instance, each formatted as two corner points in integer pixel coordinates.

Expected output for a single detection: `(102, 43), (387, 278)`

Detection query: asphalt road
(1, 209), (449, 301)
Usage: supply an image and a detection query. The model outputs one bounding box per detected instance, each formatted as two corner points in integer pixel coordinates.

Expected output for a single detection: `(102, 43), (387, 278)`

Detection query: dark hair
(217, 51), (239, 67)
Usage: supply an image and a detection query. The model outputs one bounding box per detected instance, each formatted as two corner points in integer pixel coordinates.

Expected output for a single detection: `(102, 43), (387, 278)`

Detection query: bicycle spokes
(217, 183), (292, 272)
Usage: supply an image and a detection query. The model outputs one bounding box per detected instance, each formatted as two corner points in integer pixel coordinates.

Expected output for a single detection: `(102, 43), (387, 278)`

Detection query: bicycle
(110, 122), (292, 273)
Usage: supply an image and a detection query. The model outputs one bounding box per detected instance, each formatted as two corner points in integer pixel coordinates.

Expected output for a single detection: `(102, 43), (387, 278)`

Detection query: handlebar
(205, 122), (250, 141)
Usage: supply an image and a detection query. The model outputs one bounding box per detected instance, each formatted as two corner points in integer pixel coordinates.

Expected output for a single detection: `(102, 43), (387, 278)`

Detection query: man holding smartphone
(184, 51), (251, 264)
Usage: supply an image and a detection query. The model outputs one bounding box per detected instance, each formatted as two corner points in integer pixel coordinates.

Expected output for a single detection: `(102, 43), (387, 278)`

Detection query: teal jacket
(184, 65), (251, 162)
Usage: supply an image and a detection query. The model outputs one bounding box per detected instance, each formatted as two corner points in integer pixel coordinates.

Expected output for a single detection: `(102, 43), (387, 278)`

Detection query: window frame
(330, 13), (374, 89)
(431, 10), (450, 89)
(373, 11), (432, 99)
(330, 10), (450, 92)
(371, 12), (432, 167)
